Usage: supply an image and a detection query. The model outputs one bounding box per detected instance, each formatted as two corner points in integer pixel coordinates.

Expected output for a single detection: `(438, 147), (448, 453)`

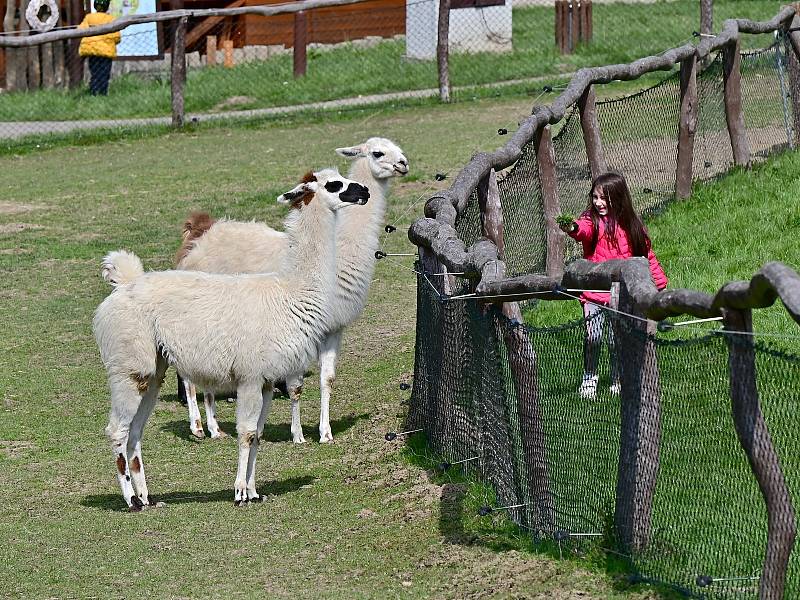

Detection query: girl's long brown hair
(587, 171), (650, 257)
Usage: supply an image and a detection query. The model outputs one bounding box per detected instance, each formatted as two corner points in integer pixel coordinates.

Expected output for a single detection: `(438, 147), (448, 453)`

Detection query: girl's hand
(555, 213), (577, 233)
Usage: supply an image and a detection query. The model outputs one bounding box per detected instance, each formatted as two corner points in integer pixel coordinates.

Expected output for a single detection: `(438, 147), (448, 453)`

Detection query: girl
(559, 172), (667, 399)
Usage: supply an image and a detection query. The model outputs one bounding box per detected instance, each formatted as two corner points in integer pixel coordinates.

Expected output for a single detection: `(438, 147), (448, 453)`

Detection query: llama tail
(175, 211), (216, 266)
(101, 250), (145, 286)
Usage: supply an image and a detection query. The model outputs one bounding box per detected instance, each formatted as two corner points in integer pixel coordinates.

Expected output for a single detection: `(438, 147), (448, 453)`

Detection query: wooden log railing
(407, 6), (800, 597)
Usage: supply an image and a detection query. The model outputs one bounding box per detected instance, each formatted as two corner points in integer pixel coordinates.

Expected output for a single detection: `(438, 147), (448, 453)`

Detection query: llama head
(277, 168), (369, 211)
(335, 137), (409, 179)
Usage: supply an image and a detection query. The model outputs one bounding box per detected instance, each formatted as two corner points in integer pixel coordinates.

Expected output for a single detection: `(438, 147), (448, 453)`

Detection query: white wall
(406, 0), (513, 60)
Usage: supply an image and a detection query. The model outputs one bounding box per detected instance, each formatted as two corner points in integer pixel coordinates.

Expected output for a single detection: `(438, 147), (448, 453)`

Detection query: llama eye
(372, 151), (384, 158)
(325, 180), (344, 193)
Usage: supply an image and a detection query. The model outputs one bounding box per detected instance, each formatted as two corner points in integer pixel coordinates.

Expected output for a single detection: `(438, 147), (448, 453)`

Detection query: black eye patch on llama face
(324, 180), (344, 193)
(339, 182), (370, 205)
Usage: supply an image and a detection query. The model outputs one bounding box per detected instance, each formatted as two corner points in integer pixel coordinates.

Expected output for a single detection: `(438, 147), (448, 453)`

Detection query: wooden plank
(184, 0), (245, 50)
(675, 54), (698, 199)
(206, 34), (216, 64)
(722, 38), (751, 167)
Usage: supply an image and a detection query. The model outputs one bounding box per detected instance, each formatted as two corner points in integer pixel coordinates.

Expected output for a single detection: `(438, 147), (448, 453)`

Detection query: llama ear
(335, 144), (364, 159)
(277, 181), (317, 204)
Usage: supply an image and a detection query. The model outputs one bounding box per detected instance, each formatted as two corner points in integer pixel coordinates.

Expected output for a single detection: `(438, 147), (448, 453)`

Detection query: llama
(93, 169), (369, 509)
(176, 138), (409, 443)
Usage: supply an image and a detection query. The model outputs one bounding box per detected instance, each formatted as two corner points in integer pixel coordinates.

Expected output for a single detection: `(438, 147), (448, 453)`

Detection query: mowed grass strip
(0, 97), (666, 599)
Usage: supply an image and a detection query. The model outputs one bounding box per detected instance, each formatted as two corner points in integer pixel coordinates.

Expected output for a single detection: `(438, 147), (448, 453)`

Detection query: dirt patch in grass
(0, 202), (44, 215)
(0, 440), (37, 458)
(0, 223), (44, 234)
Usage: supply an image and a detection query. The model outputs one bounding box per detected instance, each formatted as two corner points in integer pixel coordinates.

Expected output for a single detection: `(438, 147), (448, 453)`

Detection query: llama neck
(285, 199), (338, 294)
(338, 160), (389, 258)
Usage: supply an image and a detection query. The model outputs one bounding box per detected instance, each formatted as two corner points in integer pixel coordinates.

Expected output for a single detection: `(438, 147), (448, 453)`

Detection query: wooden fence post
(700, 0), (713, 37)
(206, 35), (217, 66)
(293, 9), (307, 77)
(171, 16), (187, 128)
(222, 39), (234, 68)
(723, 308), (796, 600)
(722, 38), (751, 167)
(534, 125), (564, 279)
(785, 12), (800, 148)
(477, 169), (554, 532)
(676, 54), (698, 199)
(612, 280), (661, 552)
(578, 85), (607, 178)
(437, 0), (451, 103)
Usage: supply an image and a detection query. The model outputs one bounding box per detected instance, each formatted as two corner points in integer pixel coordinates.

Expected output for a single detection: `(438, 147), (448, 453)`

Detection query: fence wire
(409, 275), (800, 597)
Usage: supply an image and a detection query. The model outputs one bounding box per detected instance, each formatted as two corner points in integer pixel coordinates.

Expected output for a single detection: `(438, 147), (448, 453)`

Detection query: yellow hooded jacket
(78, 12), (121, 58)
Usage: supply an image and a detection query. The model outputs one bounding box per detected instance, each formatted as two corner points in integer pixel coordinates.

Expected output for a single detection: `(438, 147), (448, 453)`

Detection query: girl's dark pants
(88, 56), (112, 96)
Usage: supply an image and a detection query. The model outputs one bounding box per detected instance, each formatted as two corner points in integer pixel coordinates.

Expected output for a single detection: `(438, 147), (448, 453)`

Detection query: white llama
(176, 138), (409, 443)
(93, 169), (369, 509)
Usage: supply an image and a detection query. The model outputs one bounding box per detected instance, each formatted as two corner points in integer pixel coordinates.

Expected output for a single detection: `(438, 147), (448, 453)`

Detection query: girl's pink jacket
(567, 210), (668, 305)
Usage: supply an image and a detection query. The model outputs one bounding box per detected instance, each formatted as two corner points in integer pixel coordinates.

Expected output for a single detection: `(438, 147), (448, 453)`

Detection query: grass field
(0, 0), (784, 122)
(0, 95), (675, 599)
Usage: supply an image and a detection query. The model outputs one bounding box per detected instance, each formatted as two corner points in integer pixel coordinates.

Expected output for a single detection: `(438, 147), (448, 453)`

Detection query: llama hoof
(190, 429), (206, 440)
(209, 430), (228, 439)
(319, 431), (334, 444)
(129, 495), (144, 512)
(292, 431), (306, 444)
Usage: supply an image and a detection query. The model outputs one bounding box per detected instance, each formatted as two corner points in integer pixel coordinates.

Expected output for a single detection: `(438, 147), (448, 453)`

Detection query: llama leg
(233, 383), (263, 505)
(244, 385), (274, 500)
(288, 373), (305, 444)
(184, 378), (205, 438)
(105, 375), (147, 511)
(318, 330), (342, 443)
(127, 358), (167, 507)
(204, 391), (226, 439)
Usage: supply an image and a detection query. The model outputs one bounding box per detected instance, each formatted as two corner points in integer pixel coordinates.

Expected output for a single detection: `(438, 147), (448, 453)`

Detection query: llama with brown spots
(93, 169), (369, 510)
(176, 138), (409, 443)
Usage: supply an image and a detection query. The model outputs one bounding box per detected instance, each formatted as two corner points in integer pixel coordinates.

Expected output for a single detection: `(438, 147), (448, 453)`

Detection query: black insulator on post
(384, 225), (396, 233)
(696, 575), (713, 588)
(553, 530), (570, 542)
(399, 382), (411, 390)
(692, 31), (700, 37)
(438, 461), (451, 472)
(477, 506), (492, 516)
(435, 173), (446, 181)
(551, 283), (565, 294)
(498, 128), (508, 135)
(375, 251), (387, 259)
(704, 161), (713, 168)
(657, 321), (674, 332)
(385, 432), (397, 441)
(543, 85), (553, 92)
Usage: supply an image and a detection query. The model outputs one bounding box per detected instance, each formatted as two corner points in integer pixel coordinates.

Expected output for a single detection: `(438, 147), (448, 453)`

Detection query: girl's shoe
(609, 381), (621, 396)
(579, 374), (599, 399)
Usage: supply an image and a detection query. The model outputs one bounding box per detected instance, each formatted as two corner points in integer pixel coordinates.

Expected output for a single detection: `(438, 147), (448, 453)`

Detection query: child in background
(559, 171), (668, 399)
(78, 0), (121, 96)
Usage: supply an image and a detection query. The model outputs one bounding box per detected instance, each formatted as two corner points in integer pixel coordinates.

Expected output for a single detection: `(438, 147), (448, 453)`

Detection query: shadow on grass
(160, 412), (371, 443)
(404, 432), (686, 599)
(81, 475), (316, 512)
